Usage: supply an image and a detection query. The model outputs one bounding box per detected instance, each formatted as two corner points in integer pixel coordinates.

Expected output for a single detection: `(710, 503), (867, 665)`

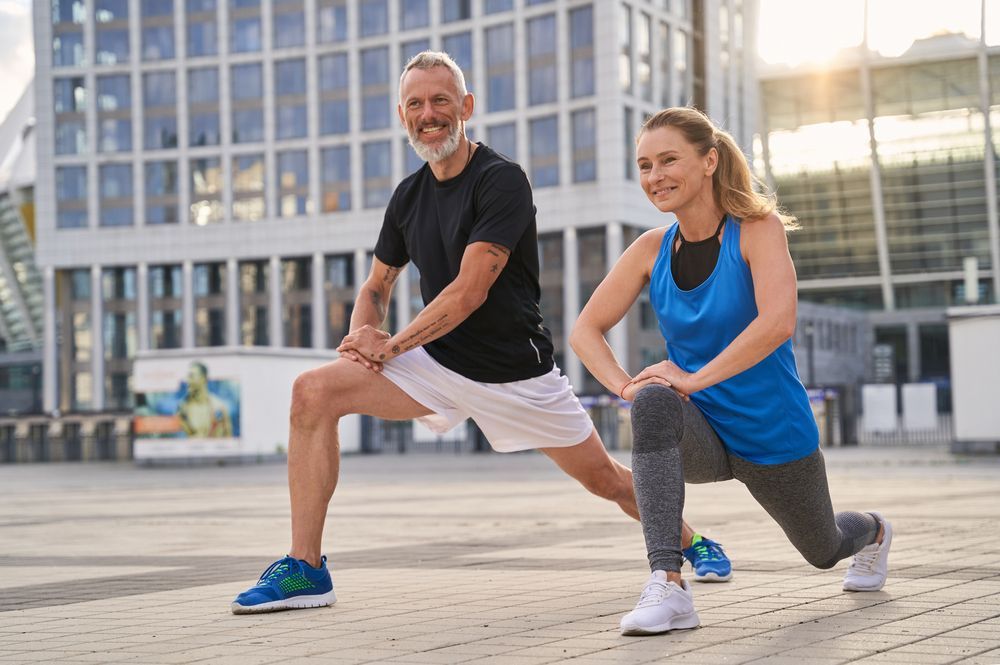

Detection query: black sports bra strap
(677, 214), (727, 245)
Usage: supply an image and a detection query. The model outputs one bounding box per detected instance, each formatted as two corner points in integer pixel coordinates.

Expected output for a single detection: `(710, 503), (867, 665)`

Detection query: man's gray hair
(398, 50), (468, 102)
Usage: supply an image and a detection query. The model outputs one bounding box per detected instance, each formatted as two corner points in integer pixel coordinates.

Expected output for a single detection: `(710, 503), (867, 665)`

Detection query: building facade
(33, 0), (757, 414)
(757, 22), (1000, 392)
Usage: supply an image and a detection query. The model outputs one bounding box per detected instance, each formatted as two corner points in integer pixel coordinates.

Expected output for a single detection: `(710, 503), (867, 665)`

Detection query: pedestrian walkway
(0, 446), (998, 663)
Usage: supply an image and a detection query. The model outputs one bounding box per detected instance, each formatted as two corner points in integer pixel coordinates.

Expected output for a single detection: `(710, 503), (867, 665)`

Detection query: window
(54, 77), (86, 155)
(401, 38), (430, 70)
(325, 255), (354, 345)
(400, 0), (429, 29)
(195, 262), (227, 346)
(275, 59), (307, 140)
(624, 105), (634, 180)
(142, 25), (174, 60)
(143, 72), (177, 149)
(485, 24), (515, 112)
(282, 257), (312, 348)
(619, 3), (633, 94)
(363, 141), (392, 208)
(321, 146), (351, 212)
(527, 14), (557, 105)
(570, 5), (595, 98)
(239, 260), (269, 346)
(99, 164), (133, 227)
(273, 0), (305, 49)
(487, 122), (516, 161)
(442, 32), (472, 91)
(54, 32), (86, 67)
(659, 21), (672, 107)
(231, 63), (263, 143)
(317, 0), (347, 43)
(230, 0), (262, 54)
(186, 0), (217, 56)
(318, 53), (350, 135)
(277, 150), (310, 217)
(442, 0), (470, 23)
(101, 266), (137, 408)
(361, 47), (391, 130)
(145, 161), (178, 224)
(190, 157), (223, 225)
(97, 75), (131, 152)
(529, 116), (559, 187)
(149, 264), (182, 349)
(572, 108), (596, 182)
(636, 12), (652, 101)
(232, 154), (265, 221)
(56, 166), (88, 229)
(188, 67), (220, 146)
(484, 0), (511, 13)
(96, 0), (129, 64)
(359, 0), (388, 37)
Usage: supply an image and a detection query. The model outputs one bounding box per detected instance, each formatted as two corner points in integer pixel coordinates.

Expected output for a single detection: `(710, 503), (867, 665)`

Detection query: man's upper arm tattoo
(486, 243), (511, 258)
(381, 265), (402, 285)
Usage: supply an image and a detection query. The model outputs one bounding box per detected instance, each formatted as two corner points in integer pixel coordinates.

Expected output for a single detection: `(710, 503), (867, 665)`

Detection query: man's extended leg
(232, 358), (432, 614)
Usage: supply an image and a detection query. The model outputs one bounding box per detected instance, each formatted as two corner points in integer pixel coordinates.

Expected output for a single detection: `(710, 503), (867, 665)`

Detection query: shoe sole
(620, 611), (700, 636)
(694, 571), (732, 583)
(231, 590), (337, 614)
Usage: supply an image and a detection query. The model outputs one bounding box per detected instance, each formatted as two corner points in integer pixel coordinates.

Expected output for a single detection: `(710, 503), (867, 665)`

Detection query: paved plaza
(0, 445), (998, 664)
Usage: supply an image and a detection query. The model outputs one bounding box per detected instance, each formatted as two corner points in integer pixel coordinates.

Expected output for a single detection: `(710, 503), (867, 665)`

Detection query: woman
(570, 108), (891, 636)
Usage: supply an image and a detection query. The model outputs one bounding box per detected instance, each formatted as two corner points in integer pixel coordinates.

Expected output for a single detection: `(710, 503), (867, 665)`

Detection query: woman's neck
(675, 195), (726, 242)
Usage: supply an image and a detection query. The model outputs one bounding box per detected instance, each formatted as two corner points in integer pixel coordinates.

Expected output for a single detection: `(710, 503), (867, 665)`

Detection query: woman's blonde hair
(638, 107), (797, 229)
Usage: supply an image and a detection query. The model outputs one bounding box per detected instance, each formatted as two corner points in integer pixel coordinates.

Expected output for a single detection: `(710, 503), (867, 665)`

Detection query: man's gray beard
(408, 122), (462, 163)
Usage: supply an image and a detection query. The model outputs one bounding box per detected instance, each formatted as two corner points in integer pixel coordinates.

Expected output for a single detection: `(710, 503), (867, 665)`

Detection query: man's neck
(429, 138), (475, 181)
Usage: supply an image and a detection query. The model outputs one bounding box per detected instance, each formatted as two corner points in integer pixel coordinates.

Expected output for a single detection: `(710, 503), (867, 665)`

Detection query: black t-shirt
(374, 143), (555, 383)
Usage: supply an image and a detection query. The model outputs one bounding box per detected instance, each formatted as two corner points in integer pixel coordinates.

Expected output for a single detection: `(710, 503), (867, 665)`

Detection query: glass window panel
(275, 58), (306, 95)
(95, 28), (130, 64)
(231, 62), (263, 98)
(96, 74), (128, 110)
(277, 150), (310, 217)
(400, 0), (429, 30)
(401, 38), (430, 69)
(188, 67), (218, 103)
(442, 0), (470, 23)
(142, 25), (175, 60)
(487, 122), (516, 161)
(232, 154), (265, 221)
(190, 113), (220, 146)
(321, 145), (351, 212)
(99, 163), (133, 227)
(363, 141), (391, 208)
(359, 0), (388, 37)
(56, 166), (88, 229)
(485, 24), (515, 112)
(527, 14), (556, 105)
(53, 0), (86, 23)
(484, 0), (511, 13)
(53, 32), (86, 67)
(232, 110), (264, 143)
(142, 0), (172, 15)
(570, 5), (594, 98)
(274, 11), (305, 48)
(145, 161), (178, 225)
(231, 17), (261, 52)
(529, 115), (559, 187)
(441, 32), (472, 90)
(317, 0), (347, 43)
(190, 157), (224, 225)
(96, 0), (127, 22)
(572, 108), (596, 182)
(187, 19), (217, 56)
(320, 100), (350, 135)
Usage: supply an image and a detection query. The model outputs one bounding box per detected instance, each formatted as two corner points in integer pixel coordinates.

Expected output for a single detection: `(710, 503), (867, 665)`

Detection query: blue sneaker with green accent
(682, 535), (732, 582)
(231, 555), (336, 614)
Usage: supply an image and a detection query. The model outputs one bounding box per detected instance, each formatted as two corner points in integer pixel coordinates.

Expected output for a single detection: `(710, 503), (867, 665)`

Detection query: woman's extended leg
(730, 450), (891, 590)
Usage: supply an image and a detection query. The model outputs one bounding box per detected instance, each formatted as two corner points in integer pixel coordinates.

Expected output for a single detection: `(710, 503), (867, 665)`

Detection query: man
(231, 52), (730, 615)
(177, 361), (232, 438)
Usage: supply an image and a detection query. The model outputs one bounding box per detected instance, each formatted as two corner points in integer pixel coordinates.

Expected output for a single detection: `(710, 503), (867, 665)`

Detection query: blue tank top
(649, 217), (818, 465)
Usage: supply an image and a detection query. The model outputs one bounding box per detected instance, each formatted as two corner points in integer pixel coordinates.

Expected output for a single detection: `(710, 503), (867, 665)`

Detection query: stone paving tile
(1, 448), (1000, 663)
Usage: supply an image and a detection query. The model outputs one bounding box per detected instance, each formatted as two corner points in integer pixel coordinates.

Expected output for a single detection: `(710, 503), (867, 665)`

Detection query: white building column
(353, 248), (367, 301)
(182, 260), (195, 348)
(136, 262), (149, 351)
(977, 12), (1000, 300)
(43, 267), (57, 413)
(395, 264), (411, 327)
(226, 258), (239, 346)
(90, 265), (105, 410)
(562, 227), (582, 389)
(311, 251), (326, 349)
(605, 222), (627, 368)
(269, 255), (282, 347)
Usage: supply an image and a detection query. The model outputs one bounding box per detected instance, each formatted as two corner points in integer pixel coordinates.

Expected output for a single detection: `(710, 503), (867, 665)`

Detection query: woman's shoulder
(634, 224), (673, 251)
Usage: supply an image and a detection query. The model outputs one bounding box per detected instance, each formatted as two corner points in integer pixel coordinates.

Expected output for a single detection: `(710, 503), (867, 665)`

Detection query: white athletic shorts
(380, 347), (594, 453)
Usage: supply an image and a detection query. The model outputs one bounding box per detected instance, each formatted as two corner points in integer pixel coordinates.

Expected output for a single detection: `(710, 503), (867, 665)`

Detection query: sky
(0, 0), (32, 121)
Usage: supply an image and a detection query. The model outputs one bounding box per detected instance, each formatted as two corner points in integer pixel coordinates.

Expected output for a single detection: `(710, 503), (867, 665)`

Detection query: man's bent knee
(631, 384), (684, 454)
(290, 367), (345, 429)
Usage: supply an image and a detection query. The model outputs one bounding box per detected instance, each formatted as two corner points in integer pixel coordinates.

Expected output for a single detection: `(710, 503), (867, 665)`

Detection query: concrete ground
(0, 445), (998, 664)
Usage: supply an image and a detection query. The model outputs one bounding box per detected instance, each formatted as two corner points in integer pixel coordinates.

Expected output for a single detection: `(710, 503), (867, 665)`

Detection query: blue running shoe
(231, 555), (336, 614)
(682, 535), (732, 582)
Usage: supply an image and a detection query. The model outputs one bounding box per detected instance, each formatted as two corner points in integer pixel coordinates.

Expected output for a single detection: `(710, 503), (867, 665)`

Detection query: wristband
(618, 380), (631, 401)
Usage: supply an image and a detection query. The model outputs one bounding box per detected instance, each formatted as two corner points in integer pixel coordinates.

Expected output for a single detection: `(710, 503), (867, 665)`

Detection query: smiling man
(230, 52), (730, 615)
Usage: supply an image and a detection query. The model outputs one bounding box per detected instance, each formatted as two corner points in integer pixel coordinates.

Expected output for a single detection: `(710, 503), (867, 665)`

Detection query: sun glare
(758, 0), (986, 67)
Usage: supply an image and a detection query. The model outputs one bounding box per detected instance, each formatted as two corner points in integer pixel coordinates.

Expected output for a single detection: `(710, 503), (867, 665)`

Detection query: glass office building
(34, 0), (757, 412)
(757, 14), (1000, 387)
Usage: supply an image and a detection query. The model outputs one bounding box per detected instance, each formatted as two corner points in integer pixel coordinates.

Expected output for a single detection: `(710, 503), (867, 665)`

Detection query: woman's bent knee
(631, 384), (684, 453)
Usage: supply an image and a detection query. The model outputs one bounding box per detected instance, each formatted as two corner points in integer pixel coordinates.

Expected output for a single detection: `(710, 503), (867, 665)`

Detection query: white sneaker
(619, 571), (700, 636)
(843, 512), (892, 592)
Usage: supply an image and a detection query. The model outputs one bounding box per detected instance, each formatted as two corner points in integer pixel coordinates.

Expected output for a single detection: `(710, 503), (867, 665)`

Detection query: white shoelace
(848, 544), (880, 574)
(636, 580), (672, 608)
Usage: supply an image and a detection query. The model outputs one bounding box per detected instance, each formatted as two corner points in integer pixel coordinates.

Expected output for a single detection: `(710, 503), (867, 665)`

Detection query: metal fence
(0, 415), (133, 463)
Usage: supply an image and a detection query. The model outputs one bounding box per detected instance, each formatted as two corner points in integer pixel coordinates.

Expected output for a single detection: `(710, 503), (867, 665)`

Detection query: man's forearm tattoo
(397, 314), (451, 353)
(368, 289), (386, 321)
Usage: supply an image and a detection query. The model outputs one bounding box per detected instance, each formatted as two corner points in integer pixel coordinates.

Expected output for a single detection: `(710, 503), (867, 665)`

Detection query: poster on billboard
(134, 360), (241, 457)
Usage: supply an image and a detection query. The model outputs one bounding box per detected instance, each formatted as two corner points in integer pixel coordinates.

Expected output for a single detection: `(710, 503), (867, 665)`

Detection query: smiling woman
(0, 0), (33, 120)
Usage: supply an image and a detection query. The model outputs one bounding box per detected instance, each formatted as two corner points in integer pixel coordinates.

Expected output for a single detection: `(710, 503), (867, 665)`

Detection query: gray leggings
(631, 384), (878, 573)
